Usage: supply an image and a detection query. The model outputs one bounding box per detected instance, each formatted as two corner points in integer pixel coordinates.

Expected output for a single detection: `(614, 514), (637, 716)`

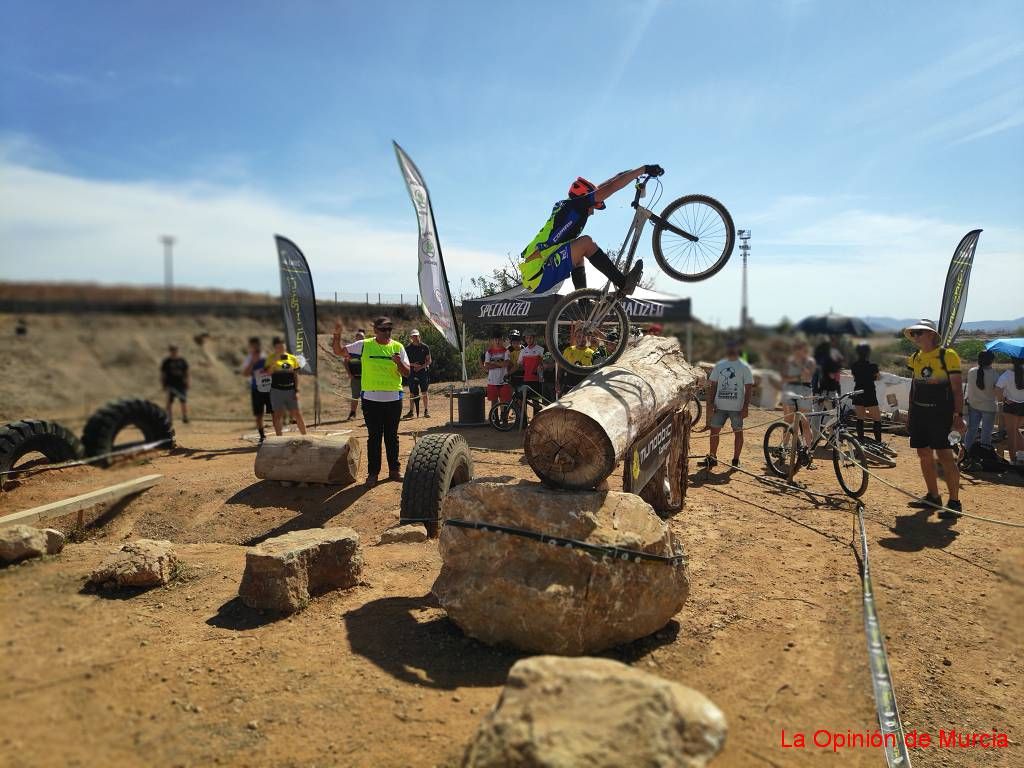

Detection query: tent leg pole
(461, 322), (468, 383)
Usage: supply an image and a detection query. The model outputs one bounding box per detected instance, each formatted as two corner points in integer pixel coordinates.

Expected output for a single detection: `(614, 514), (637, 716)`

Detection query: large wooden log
(254, 433), (361, 485)
(525, 336), (703, 489)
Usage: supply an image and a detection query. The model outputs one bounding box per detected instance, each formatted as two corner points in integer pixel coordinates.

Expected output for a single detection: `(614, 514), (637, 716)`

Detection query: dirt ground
(1, 400), (1022, 768)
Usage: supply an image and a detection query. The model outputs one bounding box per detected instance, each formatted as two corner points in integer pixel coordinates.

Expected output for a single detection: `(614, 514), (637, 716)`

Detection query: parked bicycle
(545, 171), (735, 376)
(488, 384), (547, 432)
(763, 390), (869, 497)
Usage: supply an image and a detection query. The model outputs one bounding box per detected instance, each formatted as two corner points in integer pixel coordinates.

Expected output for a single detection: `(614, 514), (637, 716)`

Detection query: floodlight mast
(737, 230), (751, 333)
(159, 235), (176, 304)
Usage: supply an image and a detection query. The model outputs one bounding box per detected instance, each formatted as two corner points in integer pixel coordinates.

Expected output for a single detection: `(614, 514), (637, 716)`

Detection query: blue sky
(1, 0), (1022, 326)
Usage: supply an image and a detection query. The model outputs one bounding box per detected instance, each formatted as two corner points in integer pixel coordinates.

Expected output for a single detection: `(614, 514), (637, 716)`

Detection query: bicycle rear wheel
(764, 422), (797, 478)
(652, 194), (735, 282)
(545, 288), (630, 377)
(833, 434), (868, 497)
(686, 396), (702, 428)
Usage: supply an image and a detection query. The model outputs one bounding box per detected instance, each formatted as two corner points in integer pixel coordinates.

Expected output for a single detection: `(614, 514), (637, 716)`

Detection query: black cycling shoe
(700, 455), (718, 469)
(908, 493), (942, 510)
(616, 261), (644, 297)
(938, 499), (961, 521)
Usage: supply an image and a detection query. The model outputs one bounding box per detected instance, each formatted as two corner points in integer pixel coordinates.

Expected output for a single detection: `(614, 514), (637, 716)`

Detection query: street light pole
(737, 230), (751, 334)
(159, 235), (176, 304)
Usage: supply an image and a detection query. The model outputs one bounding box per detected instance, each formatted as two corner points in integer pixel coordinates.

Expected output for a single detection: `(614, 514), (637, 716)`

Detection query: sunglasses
(908, 330), (928, 337)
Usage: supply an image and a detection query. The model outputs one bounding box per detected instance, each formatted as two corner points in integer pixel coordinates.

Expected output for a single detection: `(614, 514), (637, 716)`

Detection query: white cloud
(0, 154), (502, 299)
(0, 149), (1021, 327)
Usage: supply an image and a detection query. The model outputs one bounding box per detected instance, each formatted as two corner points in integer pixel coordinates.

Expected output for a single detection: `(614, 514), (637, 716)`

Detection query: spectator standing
(964, 350), (998, 452)
(335, 316), (410, 485)
(519, 332), (545, 397)
(242, 337), (273, 442)
(904, 320), (963, 519)
(484, 330), (512, 409)
(160, 345), (190, 425)
(780, 338), (816, 449)
(265, 337), (307, 437)
(404, 329), (432, 419)
(995, 357), (1024, 463)
(333, 328), (365, 421)
(813, 334), (844, 394)
(851, 343), (883, 444)
(560, 330), (595, 392)
(506, 330), (525, 391)
(703, 339), (753, 468)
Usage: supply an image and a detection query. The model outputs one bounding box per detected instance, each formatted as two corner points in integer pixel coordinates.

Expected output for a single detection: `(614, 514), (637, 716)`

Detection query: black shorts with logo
(251, 389), (273, 416)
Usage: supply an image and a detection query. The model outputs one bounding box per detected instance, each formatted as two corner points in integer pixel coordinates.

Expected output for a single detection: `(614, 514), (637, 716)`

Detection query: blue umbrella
(985, 338), (1024, 358)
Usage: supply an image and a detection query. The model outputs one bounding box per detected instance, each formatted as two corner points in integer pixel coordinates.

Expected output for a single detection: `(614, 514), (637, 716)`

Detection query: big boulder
(238, 527), (362, 613)
(463, 656), (727, 768)
(89, 539), (178, 588)
(0, 525), (65, 564)
(433, 482), (688, 655)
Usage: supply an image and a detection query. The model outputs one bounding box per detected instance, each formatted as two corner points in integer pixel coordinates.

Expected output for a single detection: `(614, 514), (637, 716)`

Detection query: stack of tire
(0, 398), (175, 479)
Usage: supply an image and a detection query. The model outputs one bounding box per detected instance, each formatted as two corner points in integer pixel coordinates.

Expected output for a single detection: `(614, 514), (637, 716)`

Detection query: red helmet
(568, 177), (605, 209)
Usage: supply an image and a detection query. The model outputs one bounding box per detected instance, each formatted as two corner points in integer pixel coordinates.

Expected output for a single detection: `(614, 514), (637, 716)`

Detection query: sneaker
(423, 410), (430, 418)
(908, 493), (942, 510)
(731, 457), (740, 468)
(617, 261), (644, 297)
(402, 411), (414, 419)
(938, 499), (961, 521)
(700, 456), (717, 469)
(387, 470), (403, 482)
(345, 412), (356, 421)
(182, 416), (190, 424)
(258, 433), (266, 444)
(364, 474), (378, 486)
(797, 447), (812, 468)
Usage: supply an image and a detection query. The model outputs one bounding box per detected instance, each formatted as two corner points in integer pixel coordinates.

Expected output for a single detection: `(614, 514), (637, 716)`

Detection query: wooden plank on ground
(0, 474), (163, 527)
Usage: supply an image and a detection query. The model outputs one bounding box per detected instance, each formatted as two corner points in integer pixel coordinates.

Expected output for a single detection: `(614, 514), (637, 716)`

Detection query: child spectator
(242, 337), (273, 442)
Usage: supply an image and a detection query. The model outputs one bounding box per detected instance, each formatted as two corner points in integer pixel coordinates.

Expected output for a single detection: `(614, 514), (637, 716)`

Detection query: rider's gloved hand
(644, 164), (664, 177)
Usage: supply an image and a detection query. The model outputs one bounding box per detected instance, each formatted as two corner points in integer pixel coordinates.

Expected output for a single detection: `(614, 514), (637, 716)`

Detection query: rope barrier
(856, 501), (914, 767)
(694, 453), (850, 505)
(0, 438), (173, 478)
(443, 518), (685, 565)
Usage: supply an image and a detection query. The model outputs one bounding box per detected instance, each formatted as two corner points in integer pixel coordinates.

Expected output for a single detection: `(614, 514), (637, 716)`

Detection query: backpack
(960, 442), (1015, 473)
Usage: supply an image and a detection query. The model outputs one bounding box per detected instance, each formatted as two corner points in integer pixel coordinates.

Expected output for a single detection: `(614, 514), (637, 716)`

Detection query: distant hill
(863, 316), (1024, 333)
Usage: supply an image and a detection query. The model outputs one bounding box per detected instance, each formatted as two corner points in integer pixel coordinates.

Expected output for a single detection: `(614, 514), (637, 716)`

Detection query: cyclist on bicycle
(519, 164), (664, 295)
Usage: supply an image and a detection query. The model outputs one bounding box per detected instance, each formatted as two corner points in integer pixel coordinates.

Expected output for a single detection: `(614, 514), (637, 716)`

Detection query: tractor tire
(81, 398), (175, 466)
(0, 419), (84, 478)
(400, 433), (474, 538)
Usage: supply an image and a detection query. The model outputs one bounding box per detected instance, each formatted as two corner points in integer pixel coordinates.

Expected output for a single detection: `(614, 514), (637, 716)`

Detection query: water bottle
(947, 430), (962, 447)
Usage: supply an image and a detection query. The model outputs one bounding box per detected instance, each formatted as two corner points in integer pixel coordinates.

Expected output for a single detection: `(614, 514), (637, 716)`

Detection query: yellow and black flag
(937, 229), (981, 347)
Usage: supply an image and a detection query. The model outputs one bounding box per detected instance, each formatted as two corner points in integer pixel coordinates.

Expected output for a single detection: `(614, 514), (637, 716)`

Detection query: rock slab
(89, 539), (178, 588)
(238, 527), (362, 613)
(464, 656), (727, 768)
(0, 525), (65, 564)
(378, 524), (428, 545)
(433, 482), (689, 655)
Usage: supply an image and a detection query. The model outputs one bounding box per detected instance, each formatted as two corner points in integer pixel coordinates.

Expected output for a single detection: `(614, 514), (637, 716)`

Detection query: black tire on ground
(81, 398), (175, 466)
(0, 419), (84, 477)
(651, 194), (735, 282)
(400, 433), (474, 538)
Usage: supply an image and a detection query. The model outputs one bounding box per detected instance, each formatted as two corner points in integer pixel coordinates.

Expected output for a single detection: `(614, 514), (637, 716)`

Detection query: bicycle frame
(784, 391), (859, 480)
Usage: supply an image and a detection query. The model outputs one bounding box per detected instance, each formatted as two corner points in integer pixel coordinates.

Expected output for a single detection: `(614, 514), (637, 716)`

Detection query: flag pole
(461, 321), (468, 383)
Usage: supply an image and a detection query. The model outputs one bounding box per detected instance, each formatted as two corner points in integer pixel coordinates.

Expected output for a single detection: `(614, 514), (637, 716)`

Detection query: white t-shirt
(996, 369), (1024, 404)
(965, 366), (998, 412)
(484, 348), (509, 386)
(344, 340), (410, 402)
(709, 357), (754, 412)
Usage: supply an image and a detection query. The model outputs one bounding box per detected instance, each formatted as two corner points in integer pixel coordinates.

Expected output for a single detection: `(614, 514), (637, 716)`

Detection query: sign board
(627, 411), (676, 493)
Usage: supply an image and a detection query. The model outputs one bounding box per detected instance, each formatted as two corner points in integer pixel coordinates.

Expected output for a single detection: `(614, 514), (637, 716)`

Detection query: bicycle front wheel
(488, 401), (521, 432)
(763, 422), (797, 478)
(545, 288), (630, 377)
(833, 434), (869, 498)
(652, 194), (735, 282)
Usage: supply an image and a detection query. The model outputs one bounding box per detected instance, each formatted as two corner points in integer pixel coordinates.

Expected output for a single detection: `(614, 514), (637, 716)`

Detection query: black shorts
(909, 404), (953, 450)
(166, 384), (188, 403)
(852, 390), (878, 408)
(251, 389), (273, 416)
(408, 370), (430, 395)
(1004, 400), (1024, 417)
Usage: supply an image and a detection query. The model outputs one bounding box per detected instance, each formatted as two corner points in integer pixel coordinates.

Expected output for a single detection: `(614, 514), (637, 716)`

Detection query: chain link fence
(329, 292), (420, 306)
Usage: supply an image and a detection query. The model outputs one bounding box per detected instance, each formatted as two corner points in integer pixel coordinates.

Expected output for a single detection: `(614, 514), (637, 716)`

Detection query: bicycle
(488, 384), (546, 432)
(762, 390), (869, 497)
(545, 171), (735, 376)
(836, 398), (898, 468)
